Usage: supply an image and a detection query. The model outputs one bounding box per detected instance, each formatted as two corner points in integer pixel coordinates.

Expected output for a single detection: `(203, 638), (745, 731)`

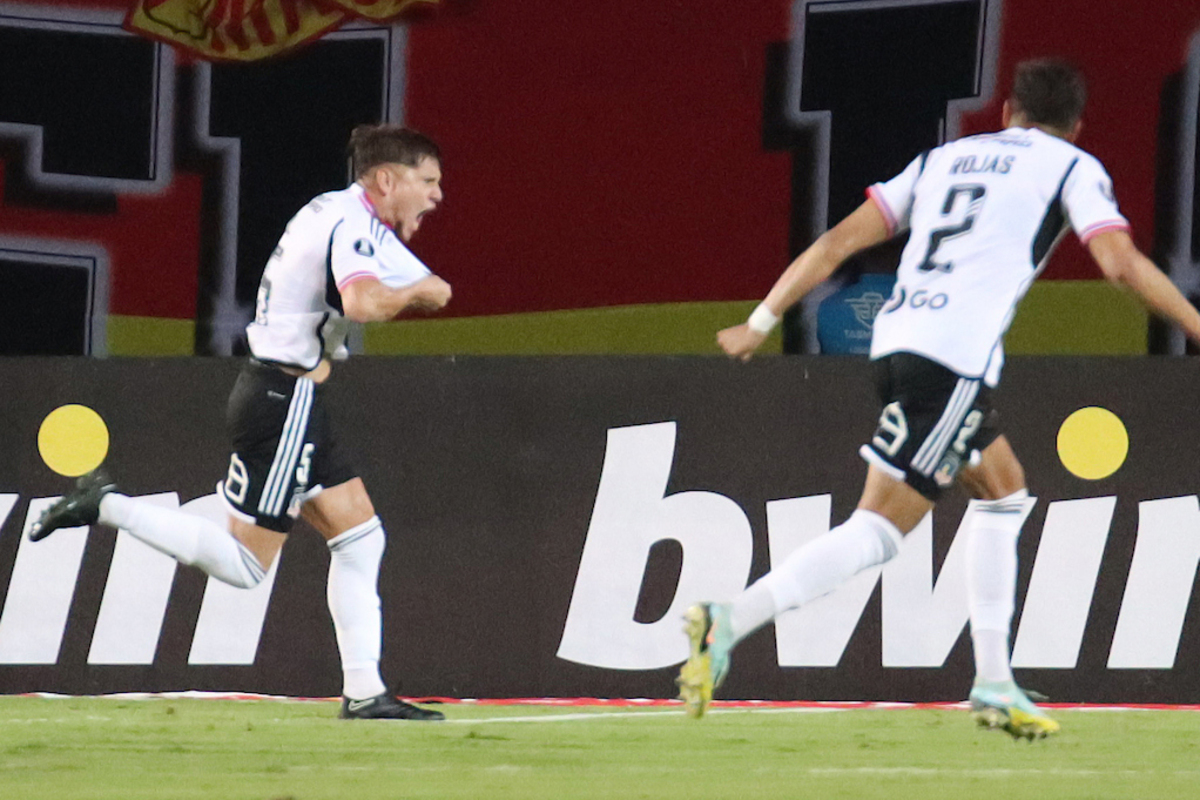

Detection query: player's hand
(717, 323), (767, 362)
(408, 275), (452, 311)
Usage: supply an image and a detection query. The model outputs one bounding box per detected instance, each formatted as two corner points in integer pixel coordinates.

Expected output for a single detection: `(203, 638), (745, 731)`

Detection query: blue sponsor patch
(353, 238), (375, 257)
(817, 273), (896, 355)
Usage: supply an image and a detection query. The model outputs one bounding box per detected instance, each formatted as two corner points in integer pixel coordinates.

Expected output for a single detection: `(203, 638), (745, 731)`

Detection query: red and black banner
(3, 1), (1199, 353)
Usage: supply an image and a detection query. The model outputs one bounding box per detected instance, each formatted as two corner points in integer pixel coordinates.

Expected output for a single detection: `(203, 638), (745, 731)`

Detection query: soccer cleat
(28, 469), (117, 542)
(969, 679), (1060, 740)
(339, 692), (445, 721)
(676, 602), (734, 719)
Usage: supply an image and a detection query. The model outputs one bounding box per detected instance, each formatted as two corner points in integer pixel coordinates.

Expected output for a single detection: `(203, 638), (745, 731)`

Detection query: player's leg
(103, 495), (279, 587)
(300, 477), (384, 701)
(957, 437), (1058, 739)
(300, 478), (443, 721)
(677, 353), (976, 717)
(678, 466), (924, 717)
(28, 471), (276, 589)
(957, 435), (1029, 684)
(749, 466), (925, 632)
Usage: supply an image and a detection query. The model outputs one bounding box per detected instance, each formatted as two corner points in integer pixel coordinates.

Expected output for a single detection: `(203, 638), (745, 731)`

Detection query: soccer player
(30, 124), (453, 721)
(679, 60), (1200, 738)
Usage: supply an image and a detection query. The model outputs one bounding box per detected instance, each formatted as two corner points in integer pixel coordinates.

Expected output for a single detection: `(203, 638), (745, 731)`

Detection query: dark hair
(348, 124), (440, 179)
(1010, 59), (1087, 131)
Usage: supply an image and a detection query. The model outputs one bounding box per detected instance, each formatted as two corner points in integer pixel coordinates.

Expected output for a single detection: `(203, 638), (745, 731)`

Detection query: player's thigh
(301, 477), (377, 541)
(957, 435), (1026, 500)
(856, 463), (935, 535)
(228, 515), (288, 569)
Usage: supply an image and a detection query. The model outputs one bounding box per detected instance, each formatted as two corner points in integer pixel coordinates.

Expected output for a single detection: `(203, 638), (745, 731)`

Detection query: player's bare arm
(1086, 229), (1200, 345)
(340, 274), (453, 323)
(718, 199), (891, 361)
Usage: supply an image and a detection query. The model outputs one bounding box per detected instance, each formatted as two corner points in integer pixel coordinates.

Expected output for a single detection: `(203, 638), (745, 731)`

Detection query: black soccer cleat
(28, 469), (117, 543)
(339, 692), (445, 721)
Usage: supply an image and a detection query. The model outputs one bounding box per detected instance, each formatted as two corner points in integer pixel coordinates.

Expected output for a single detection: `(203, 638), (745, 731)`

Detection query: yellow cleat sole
(973, 706), (1061, 741)
(676, 605), (715, 719)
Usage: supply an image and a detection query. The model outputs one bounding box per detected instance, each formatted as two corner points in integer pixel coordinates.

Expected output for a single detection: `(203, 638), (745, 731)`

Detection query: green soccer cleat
(676, 602), (733, 719)
(969, 679), (1061, 741)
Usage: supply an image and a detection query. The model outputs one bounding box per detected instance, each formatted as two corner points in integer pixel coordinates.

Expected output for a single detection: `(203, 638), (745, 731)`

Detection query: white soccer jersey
(866, 126), (1128, 386)
(246, 183), (432, 370)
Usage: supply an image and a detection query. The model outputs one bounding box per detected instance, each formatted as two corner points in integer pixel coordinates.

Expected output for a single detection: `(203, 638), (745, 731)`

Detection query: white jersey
(867, 126), (1128, 386)
(246, 183), (432, 370)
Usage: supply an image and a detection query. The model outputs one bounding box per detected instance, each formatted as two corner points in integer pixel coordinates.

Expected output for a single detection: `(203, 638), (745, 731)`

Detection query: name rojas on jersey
(867, 127), (1129, 387)
(247, 183), (432, 371)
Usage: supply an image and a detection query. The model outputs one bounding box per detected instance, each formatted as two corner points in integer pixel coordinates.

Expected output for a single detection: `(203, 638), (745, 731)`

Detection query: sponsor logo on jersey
(353, 238), (376, 257)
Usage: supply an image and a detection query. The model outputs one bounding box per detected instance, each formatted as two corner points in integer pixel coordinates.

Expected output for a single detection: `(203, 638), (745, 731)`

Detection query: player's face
(378, 157), (443, 241)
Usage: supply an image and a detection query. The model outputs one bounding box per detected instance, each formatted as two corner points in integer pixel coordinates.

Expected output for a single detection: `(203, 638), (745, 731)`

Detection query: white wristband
(747, 303), (779, 335)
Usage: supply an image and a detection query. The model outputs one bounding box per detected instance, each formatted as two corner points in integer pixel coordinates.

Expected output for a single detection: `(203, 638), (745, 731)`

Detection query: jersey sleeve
(329, 214), (388, 292)
(330, 212), (432, 293)
(1062, 155), (1130, 244)
(866, 152), (926, 236)
(374, 237), (433, 289)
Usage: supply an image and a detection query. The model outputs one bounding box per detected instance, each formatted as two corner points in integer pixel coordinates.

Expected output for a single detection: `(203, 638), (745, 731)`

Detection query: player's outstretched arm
(717, 199), (891, 361)
(341, 274), (453, 323)
(1086, 230), (1200, 346)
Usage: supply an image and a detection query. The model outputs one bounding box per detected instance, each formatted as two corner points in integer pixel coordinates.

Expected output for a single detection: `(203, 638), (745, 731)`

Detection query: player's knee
(850, 509), (902, 565)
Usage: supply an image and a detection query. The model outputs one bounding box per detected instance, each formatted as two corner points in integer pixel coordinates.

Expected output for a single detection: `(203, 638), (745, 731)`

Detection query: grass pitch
(2, 696), (1199, 800)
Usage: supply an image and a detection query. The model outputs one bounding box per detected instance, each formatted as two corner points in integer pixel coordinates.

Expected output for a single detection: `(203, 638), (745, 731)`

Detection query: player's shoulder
(1065, 145), (1110, 179)
(294, 185), (375, 234)
(946, 128), (1107, 174)
(313, 184), (369, 215)
(1016, 127), (1108, 170)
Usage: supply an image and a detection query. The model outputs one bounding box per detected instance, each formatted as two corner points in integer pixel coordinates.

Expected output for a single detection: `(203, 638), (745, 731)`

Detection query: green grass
(2, 697), (1198, 799)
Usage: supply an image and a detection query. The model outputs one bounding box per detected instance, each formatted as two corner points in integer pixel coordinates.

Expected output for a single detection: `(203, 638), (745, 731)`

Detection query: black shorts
(860, 353), (1000, 501)
(218, 360), (357, 532)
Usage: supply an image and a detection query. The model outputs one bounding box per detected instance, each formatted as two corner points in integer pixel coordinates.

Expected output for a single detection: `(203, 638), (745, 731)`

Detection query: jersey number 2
(918, 184), (987, 273)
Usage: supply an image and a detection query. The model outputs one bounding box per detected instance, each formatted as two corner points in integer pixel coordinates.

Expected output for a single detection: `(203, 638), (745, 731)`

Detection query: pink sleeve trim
(1078, 220), (1131, 244)
(335, 271), (380, 291)
(866, 186), (897, 237)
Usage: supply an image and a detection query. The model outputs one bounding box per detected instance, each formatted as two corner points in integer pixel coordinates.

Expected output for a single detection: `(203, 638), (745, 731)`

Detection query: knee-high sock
(730, 509), (903, 644)
(327, 517), (387, 700)
(98, 493), (265, 588)
(965, 490), (1036, 683)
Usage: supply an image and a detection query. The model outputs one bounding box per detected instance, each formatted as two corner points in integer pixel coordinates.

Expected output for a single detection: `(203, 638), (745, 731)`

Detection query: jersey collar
(352, 182), (395, 230)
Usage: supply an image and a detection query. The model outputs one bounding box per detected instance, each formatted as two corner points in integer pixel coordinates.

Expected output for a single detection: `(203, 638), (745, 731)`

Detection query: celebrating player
(679, 60), (1200, 738)
(30, 124), (452, 721)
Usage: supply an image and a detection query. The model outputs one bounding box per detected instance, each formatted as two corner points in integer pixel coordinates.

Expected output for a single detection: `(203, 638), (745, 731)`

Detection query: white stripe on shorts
(258, 378), (314, 518)
(911, 377), (979, 476)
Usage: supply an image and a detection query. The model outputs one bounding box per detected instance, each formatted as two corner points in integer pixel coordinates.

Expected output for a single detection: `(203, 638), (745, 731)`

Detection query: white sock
(756, 509), (902, 616)
(727, 581), (777, 644)
(966, 490), (1036, 684)
(327, 516), (388, 700)
(98, 493), (265, 589)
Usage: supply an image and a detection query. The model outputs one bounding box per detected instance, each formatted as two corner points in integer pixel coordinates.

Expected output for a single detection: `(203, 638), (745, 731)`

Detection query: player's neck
(357, 180), (381, 211)
(356, 181), (396, 229)
(1006, 118), (1075, 142)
